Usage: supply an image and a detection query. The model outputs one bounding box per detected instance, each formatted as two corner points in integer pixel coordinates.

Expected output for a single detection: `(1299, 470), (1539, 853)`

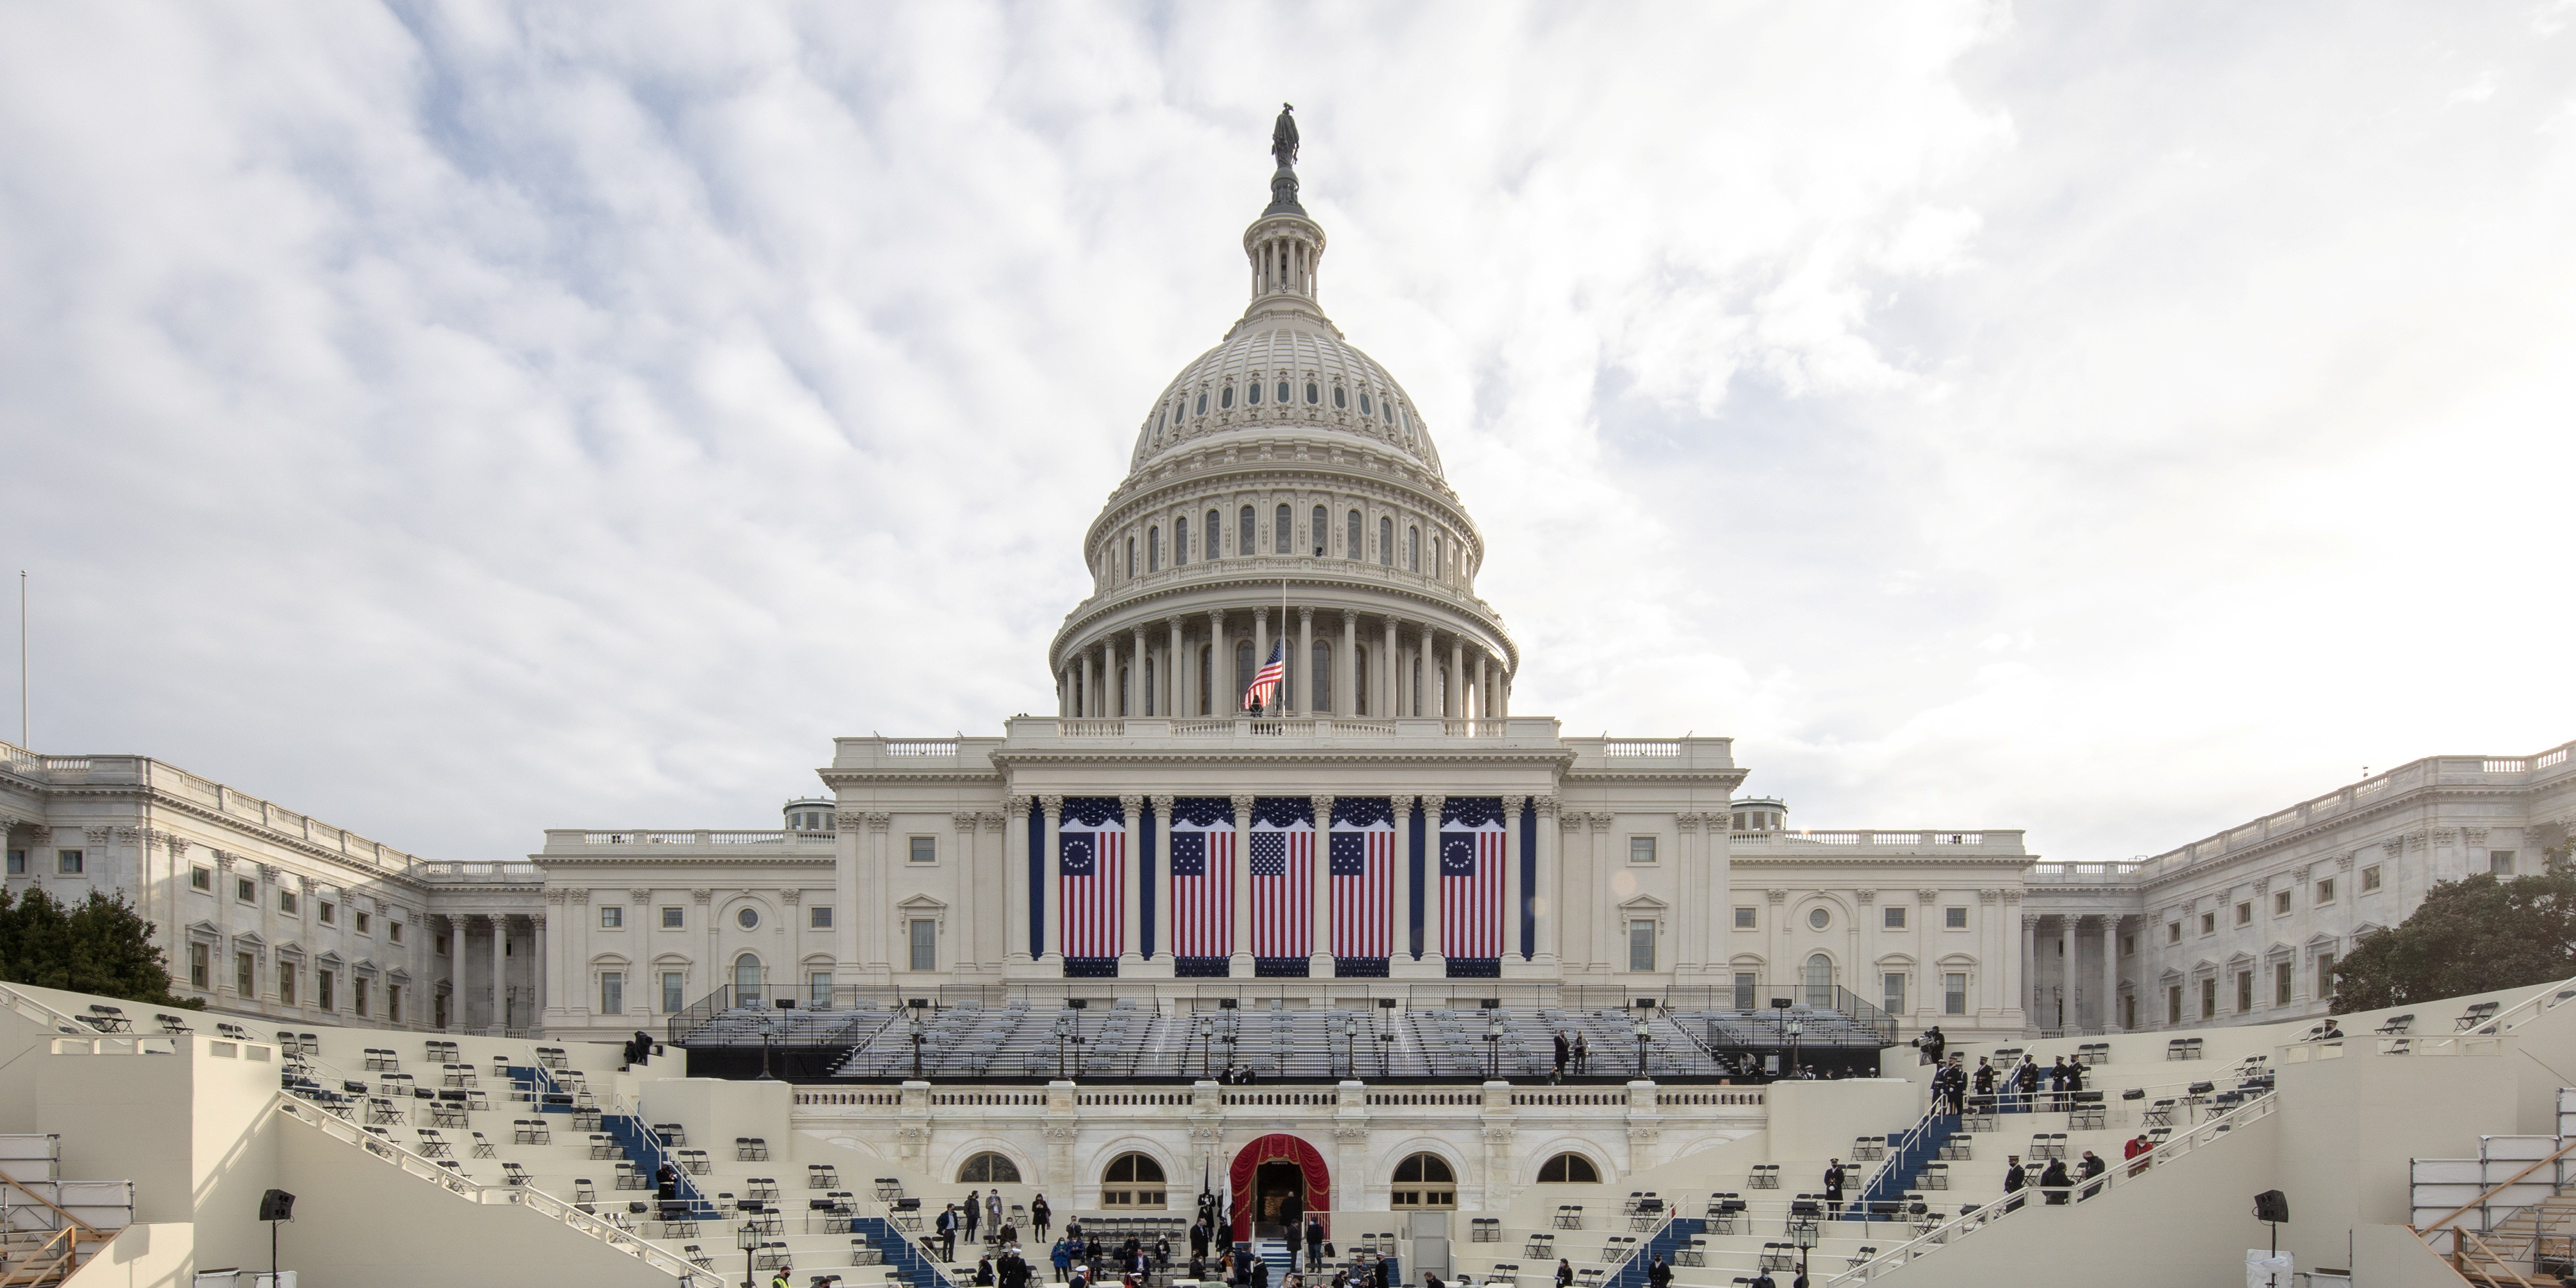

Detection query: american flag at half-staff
(1247, 825), (1313, 958)
(1440, 824), (1507, 959)
(1243, 639), (1286, 711)
(1167, 826), (1233, 958)
(1330, 819), (1396, 959)
(1059, 826), (1125, 958)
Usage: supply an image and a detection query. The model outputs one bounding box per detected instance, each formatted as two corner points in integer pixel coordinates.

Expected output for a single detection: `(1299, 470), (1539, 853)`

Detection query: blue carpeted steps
(1854, 1112), (1959, 1213)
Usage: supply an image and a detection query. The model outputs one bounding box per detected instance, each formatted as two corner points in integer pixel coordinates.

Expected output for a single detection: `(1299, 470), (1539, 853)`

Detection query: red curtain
(1227, 1133), (1331, 1243)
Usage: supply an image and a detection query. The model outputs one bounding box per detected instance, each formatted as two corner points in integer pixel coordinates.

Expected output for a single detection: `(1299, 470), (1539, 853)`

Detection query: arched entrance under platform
(1228, 1133), (1329, 1243)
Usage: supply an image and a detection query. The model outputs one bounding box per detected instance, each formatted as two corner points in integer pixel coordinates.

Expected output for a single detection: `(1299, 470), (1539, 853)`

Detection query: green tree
(2331, 830), (2576, 1014)
(0, 886), (201, 1009)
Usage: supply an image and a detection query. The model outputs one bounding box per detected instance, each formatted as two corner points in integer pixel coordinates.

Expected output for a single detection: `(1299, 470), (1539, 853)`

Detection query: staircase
(1856, 1112), (1958, 1210)
(1604, 1218), (1703, 1288)
(857, 1215), (955, 1287)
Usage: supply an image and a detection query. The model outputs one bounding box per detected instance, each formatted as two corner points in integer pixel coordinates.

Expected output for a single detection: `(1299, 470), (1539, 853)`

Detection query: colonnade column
(1382, 618), (1399, 719)
(486, 914), (506, 1034)
(1229, 794), (1256, 975)
(1297, 607), (1315, 716)
(2021, 914), (2040, 1027)
(836, 810), (865, 977)
(1078, 653), (1093, 719)
(1339, 611), (1356, 717)
(1534, 798), (1560, 966)
(2056, 916), (2073, 1031)
(1207, 609), (1227, 716)
(530, 914), (547, 1031)
(2102, 915), (2123, 1032)
(1673, 814), (1700, 975)
(1041, 798), (1064, 966)
(1168, 618), (1184, 719)
(1253, 610), (1270, 710)
(1310, 796), (1335, 975)
(866, 813), (892, 975)
(544, 891), (569, 1023)
(1502, 797), (1526, 968)
(1132, 626), (1149, 717)
(1118, 795), (1143, 971)
(1421, 794), (1446, 973)
(1449, 637), (1466, 722)
(954, 812), (983, 974)
(1147, 796), (1176, 977)
(1003, 798), (1032, 966)
(1389, 796), (1416, 964)
(1473, 652), (1489, 722)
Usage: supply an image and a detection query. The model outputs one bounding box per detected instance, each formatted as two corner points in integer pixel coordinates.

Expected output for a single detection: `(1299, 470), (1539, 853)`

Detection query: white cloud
(0, 1), (2568, 868)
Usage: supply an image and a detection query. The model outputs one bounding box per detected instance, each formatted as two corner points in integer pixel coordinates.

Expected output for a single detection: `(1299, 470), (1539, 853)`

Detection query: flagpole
(1277, 579), (1288, 717)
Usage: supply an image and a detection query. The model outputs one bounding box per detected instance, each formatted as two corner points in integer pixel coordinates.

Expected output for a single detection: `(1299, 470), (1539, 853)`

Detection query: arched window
(1277, 380), (1292, 404)
(1118, 666), (1130, 717)
(1311, 640), (1331, 712)
(1208, 510), (1222, 559)
(1125, 537), (1135, 578)
(1411, 652), (1424, 717)
(1240, 507), (1256, 557)
(1361, 392), (1374, 417)
(1305, 381), (1320, 405)
(1143, 658), (1155, 716)
(1195, 392), (1208, 415)
(732, 955), (763, 1003)
(1199, 644), (1213, 715)
(1408, 527), (1420, 572)
(1236, 640), (1255, 707)
(958, 1152), (1021, 1184)
(1379, 516), (1393, 566)
(1220, 385), (1234, 410)
(1311, 505), (1327, 556)
(1391, 1154), (1456, 1208)
(1333, 385), (1347, 410)
(1101, 1153), (1167, 1208)
(1147, 527), (1160, 573)
(1174, 517), (1188, 568)
(1274, 505), (1292, 555)
(1804, 953), (1835, 1007)
(1432, 536), (1442, 581)
(1354, 645), (1369, 716)
(1537, 1154), (1600, 1184)
(1247, 381), (1263, 406)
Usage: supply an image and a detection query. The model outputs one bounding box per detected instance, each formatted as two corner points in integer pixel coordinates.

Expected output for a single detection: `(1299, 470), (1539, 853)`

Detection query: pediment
(273, 941), (306, 959)
(315, 951), (345, 969)
(234, 932), (266, 950)
(2224, 951), (2256, 968)
(352, 958), (379, 975)
(1617, 894), (1670, 912)
(186, 920), (222, 941)
(896, 894), (949, 913)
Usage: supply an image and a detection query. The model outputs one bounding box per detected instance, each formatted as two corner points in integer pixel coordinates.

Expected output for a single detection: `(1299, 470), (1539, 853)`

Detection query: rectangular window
(2315, 878), (2335, 905)
(1883, 972), (1905, 1014)
(388, 921), (402, 943)
(2200, 977), (2218, 1020)
(2317, 952), (2338, 999)
(2274, 961), (2292, 1007)
(279, 891), (297, 916)
(809, 972), (832, 1009)
(388, 984), (403, 1024)
(2274, 890), (2291, 916)
(1628, 837), (1657, 864)
(278, 961), (297, 1007)
(1733, 973), (1757, 1010)
(662, 906), (684, 929)
(236, 952), (255, 998)
(662, 972), (686, 1013)
(1883, 907), (1907, 930)
(433, 992), (447, 1029)
(5, 849), (21, 876)
(2200, 912), (2216, 936)
(354, 978), (370, 1017)
(1734, 907), (1757, 929)
(434, 930), (449, 956)
(2123, 994), (2136, 1029)
(1945, 906), (1968, 929)
(56, 849), (83, 875)
(2492, 850), (2517, 876)
(2167, 984), (2183, 1025)
(1627, 919), (1656, 972)
(810, 906), (832, 930)
(1943, 973), (1966, 1016)
(2120, 934), (2135, 957)
(909, 919), (937, 971)
(319, 902), (335, 925)
(355, 911), (370, 934)
(910, 836), (936, 864)
(2234, 901), (2251, 926)
(2361, 865), (2382, 892)
(2168, 921), (2182, 944)
(599, 906), (623, 928)
(190, 866), (211, 891)
(189, 942), (209, 989)
(236, 878), (256, 903)
(2235, 971), (2252, 1013)
(316, 970), (334, 1011)
(599, 971), (623, 1015)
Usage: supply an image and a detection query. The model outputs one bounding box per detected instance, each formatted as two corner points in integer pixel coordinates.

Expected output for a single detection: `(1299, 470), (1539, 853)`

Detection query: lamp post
(1634, 1017), (1652, 1079)
(908, 1005), (927, 1080)
(756, 1018), (779, 1081)
(1788, 1208), (1818, 1283)
(736, 1213), (763, 1288)
(1485, 1013), (1506, 1080)
(1786, 1018), (1804, 1079)
(1198, 1016), (1217, 1079)
(1341, 1016), (1360, 1079)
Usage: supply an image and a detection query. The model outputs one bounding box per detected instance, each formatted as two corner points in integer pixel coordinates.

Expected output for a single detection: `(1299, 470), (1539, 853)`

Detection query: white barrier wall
(2274, 1038), (2518, 1275)
(38, 1038), (283, 1271)
(1764, 1080), (1919, 1160)
(60, 1223), (195, 1288)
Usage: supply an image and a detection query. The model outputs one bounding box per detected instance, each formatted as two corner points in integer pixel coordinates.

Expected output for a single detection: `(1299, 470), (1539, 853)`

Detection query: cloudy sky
(3, 3), (2571, 865)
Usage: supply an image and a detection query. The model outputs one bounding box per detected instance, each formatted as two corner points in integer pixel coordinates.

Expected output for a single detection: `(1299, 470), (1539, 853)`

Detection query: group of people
(2000, 1149), (2111, 1207)
(1922, 1052), (2091, 1115)
(1550, 1029), (1592, 1079)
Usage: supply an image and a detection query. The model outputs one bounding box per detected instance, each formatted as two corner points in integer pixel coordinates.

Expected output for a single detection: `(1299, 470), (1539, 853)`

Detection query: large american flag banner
(1058, 797), (1125, 961)
(1247, 797), (1313, 960)
(1329, 797), (1397, 960)
(1166, 798), (1234, 963)
(1440, 797), (1507, 961)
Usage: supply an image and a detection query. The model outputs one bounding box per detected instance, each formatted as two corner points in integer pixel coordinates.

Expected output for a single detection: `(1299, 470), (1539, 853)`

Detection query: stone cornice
(22, 778), (432, 892)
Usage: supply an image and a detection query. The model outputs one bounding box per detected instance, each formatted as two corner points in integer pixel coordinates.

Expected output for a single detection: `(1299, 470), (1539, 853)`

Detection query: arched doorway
(1228, 1133), (1329, 1243)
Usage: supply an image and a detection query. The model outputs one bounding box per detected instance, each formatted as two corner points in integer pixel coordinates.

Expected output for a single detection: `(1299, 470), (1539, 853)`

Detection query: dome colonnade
(1048, 128), (1516, 724)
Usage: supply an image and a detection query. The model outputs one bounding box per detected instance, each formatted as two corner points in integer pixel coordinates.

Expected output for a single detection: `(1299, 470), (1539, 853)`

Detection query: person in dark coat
(1822, 1159), (1845, 1214)
(1305, 1218), (1326, 1272)
(965, 1189), (983, 1245)
(2001, 1156), (2025, 1210)
(1920, 1025), (1945, 1065)
(1573, 1032), (1589, 1074)
(2040, 1157), (2072, 1205)
(1553, 1031), (1571, 1080)
(1646, 1257), (1672, 1288)
(1972, 1058), (1996, 1100)
(1555, 1259), (1574, 1288)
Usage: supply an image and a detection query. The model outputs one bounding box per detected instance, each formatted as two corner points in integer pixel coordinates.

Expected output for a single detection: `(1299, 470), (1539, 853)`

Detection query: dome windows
(1333, 385), (1347, 410)
(1220, 385), (1235, 410)
(1146, 526), (1160, 573)
(1273, 504), (1291, 554)
(1247, 381), (1262, 406)
(1197, 392), (1209, 415)
(1311, 505), (1326, 556)
(1238, 507), (1256, 557)
(1208, 510), (1222, 559)
(1276, 380), (1291, 404)
(1360, 392), (1374, 417)
(1378, 516), (1393, 566)
(1304, 381), (1320, 405)
(1407, 525), (1420, 573)
(1174, 516), (1189, 568)
(1345, 510), (1362, 561)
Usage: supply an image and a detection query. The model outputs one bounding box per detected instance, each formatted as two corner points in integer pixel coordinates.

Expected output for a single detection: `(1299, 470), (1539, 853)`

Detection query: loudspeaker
(259, 1189), (296, 1221)
(2253, 1190), (2290, 1224)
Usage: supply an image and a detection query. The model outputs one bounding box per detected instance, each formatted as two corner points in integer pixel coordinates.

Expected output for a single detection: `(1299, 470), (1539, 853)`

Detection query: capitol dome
(1048, 113), (1515, 726)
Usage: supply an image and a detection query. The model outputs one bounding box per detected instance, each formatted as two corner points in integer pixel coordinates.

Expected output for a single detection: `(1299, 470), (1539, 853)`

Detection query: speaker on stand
(2251, 1190), (2290, 1287)
(259, 1188), (295, 1288)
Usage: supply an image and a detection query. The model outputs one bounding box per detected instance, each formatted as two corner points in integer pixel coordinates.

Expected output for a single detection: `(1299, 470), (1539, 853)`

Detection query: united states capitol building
(3, 119), (2575, 1288)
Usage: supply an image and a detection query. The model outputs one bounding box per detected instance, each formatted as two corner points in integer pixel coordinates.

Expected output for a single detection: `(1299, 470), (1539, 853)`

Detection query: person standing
(965, 1189), (983, 1246)
(1305, 1217), (1326, 1272)
(1573, 1032), (1590, 1074)
(1191, 1217), (1210, 1262)
(1647, 1256), (1671, 1288)
(2039, 1157), (2072, 1206)
(2077, 1149), (2107, 1199)
(1554, 1030), (1571, 1081)
(1032, 1194), (1053, 1242)
(1555, 1259), (1574, 1288)
(937, 1204), (960, 1262)
(2047, 1056), (2071, 1113)
(1972, 1057), (1996, 1103)
(1921, 1025), (1945, 1065)
(2001, 1156), (2025, 1212)
(1822, 1159), (1844, 1215)
(991, 1190), (1005, 1236)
